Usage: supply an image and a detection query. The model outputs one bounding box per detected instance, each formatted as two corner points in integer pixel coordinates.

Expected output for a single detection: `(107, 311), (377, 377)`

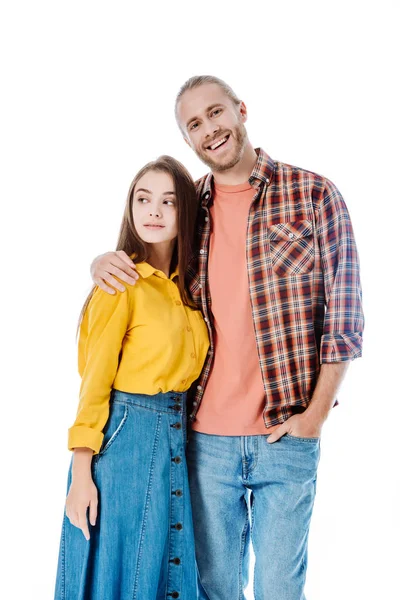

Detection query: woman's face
(132, 170), (178, 245)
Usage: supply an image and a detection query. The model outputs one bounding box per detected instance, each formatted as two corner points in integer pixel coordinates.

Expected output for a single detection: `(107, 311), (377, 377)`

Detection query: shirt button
(266, 177), (270, 184)
(175, 489), (183, 497)
(172, 557), (181, 564)
(191, 352), (195, 358)
(288, 233), (294, 239)
(199, 284), (203, 289)
(205, 216), (209, 222)
(174, 422), (182, 429)
(193, 401), (198, 406)
(171, 592), (179, 598)
(197, 385), (202, 391)
(173, 456), (182, 464)
(175, 523), (183, 530)
(204, 318), (209, 323)
(175, 300), (182, 305)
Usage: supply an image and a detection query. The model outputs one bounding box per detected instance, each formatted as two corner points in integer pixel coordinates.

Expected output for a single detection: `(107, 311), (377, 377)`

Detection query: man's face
(177, 83), (248, 172)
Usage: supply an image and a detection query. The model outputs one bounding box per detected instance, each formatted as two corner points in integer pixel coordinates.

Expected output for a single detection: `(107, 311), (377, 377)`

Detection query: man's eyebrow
(135, 188), (175, 195)
(186, 103), (224, 128)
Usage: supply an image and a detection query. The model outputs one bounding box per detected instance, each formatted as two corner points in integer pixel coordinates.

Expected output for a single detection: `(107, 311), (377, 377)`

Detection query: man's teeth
(210, 136), (228, 150)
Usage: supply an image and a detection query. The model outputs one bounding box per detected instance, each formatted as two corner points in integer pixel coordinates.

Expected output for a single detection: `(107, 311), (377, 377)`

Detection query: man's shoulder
(276, 159), (331, 189)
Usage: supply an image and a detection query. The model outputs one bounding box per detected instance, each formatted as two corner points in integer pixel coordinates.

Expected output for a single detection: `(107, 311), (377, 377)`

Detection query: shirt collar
(132, 258), (179, 281)
(200, 148), (276, 208)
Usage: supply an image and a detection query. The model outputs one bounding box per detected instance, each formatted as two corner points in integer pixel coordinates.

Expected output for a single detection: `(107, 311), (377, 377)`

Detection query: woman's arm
(69, 283), (133, 454)
(66, 448), (97, 541)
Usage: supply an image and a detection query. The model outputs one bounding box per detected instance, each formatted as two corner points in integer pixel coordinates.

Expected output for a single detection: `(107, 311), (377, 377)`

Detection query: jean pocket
(268, 220), (314, 276)
(98, 401), (129, 457)
(285, 433), (320, 444)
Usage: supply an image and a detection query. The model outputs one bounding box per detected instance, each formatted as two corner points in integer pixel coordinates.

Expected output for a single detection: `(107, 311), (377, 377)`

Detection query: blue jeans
(54, 389), (198, 599)
(186, 432), (320, 600)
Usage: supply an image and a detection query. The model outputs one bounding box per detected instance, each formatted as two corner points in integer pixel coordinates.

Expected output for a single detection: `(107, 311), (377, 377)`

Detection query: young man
(90, 76), (364, 600)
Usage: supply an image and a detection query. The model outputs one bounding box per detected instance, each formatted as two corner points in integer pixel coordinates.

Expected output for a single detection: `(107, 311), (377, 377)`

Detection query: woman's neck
(147, 241), (175, 277)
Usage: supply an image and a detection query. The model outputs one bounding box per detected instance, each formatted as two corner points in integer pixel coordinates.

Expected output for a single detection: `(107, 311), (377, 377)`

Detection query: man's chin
(197, 149), (241, 172)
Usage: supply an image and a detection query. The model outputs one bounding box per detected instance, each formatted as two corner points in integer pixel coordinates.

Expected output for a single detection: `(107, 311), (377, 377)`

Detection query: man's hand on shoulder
(90, 250), (139, 295)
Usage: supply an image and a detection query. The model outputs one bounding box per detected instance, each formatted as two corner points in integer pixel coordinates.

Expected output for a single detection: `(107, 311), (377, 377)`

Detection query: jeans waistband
(111, 388), (187, 414)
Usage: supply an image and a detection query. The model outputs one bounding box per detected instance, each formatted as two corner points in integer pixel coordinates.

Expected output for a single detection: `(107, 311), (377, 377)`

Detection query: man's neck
(212, 143), (258, 186)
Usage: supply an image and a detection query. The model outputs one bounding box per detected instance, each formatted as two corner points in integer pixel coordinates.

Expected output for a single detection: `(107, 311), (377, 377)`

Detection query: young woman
(54, 156), (209, 600)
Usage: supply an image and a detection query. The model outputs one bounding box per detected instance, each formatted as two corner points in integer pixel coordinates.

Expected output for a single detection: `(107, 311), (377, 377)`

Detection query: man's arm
(90, 250), (139, 294)
(267, 362), (349, 442)
(268, 178), (364, 443)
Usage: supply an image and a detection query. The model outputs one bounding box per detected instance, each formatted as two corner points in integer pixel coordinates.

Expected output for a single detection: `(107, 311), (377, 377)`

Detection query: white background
(1, 1), (399, 598)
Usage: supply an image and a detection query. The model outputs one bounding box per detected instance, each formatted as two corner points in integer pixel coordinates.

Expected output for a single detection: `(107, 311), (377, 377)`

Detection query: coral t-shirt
(192, 181), (279, 435)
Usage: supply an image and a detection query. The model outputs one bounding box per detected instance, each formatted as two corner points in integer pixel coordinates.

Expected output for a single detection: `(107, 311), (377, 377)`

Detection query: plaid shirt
(187, 148), (364, 427)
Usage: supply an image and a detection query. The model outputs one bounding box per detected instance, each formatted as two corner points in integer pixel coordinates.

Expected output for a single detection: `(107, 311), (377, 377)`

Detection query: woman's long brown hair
(78, 155), (199, 331)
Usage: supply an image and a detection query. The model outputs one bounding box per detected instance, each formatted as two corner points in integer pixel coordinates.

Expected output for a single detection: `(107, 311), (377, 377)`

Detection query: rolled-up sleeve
(317, 180), (364, 363)
(68, 285), (132, 454)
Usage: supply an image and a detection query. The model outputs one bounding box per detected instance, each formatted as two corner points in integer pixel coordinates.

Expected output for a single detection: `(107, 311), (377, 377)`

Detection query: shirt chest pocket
(268, 219), (315, 277)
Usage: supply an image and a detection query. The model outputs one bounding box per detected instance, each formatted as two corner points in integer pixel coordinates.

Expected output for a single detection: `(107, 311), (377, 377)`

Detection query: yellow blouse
(68, 261), (209, 454)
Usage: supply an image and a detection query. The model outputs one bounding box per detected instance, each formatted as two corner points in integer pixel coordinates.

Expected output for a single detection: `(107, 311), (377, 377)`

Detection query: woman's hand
(66, 449), (98, 541)
(90, 250), (139, 294)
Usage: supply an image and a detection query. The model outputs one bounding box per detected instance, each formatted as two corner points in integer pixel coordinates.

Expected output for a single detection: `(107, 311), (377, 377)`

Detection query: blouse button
(187, 326), (191, 332)
(175, 300), (182, 306)
(191, 352), (195, 358)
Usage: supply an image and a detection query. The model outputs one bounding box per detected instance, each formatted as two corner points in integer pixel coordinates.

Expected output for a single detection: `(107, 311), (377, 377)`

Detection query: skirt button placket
(167, 394), (184, 598)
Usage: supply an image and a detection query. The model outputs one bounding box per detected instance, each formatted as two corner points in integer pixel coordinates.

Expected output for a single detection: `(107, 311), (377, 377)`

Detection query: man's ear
(239, 101), (248, 123)
(183, 135), (191, 147)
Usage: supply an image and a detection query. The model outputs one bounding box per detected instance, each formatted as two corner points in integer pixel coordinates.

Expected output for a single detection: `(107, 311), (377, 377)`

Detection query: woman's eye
(164, 200), (175, 206)
(137, 197), (149, 203)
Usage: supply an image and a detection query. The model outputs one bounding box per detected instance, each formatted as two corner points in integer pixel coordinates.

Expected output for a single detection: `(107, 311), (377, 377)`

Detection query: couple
(54, 75), (364, 600)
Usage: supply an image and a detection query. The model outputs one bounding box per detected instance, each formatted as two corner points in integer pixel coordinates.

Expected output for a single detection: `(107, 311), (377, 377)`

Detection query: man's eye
(190, 122), (199, 131)
(211, 109), (222, 117)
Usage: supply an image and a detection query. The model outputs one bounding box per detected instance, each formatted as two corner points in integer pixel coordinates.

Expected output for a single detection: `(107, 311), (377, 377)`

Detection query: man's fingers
(114, 251), (139, 280)
(116, 250), (138, 270)
(109, 265), (138, 286)
(97, 274), (126, 293)
(267, 426), (287, 444)
(89, 497), (98, 527)
(94, 278), (117, 295)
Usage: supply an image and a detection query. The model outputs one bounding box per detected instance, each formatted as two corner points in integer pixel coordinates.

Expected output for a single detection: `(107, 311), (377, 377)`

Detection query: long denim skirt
(54, 389), (197, 600)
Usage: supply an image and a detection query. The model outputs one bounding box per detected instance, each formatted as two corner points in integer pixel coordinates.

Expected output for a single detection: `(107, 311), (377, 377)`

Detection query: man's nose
(204, 120), (221, 140)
